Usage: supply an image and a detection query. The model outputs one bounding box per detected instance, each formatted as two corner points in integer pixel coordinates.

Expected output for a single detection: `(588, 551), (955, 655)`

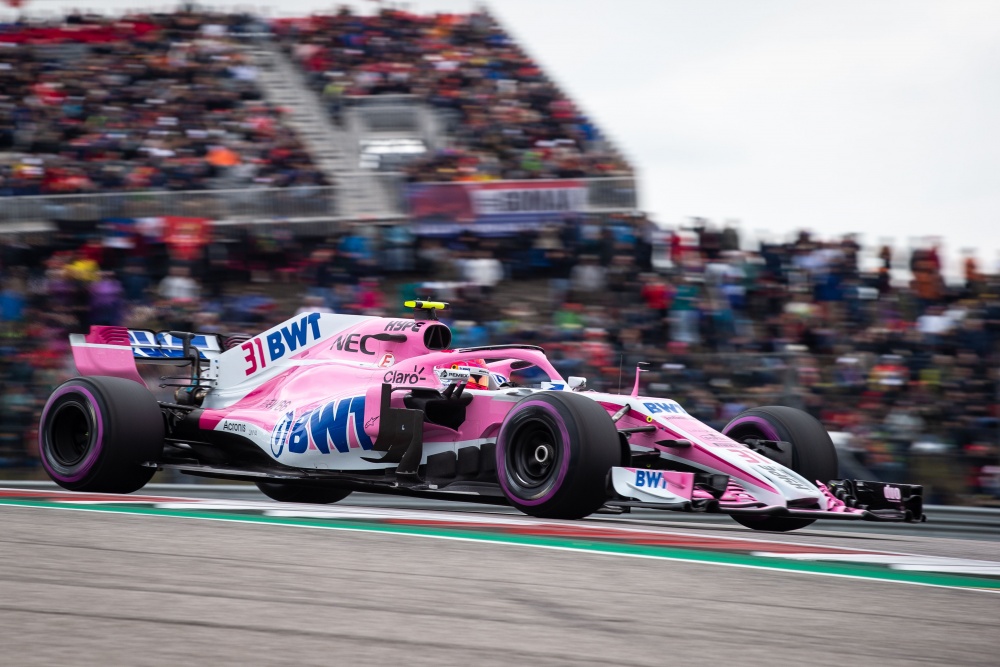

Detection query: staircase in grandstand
(244, 41), (402, 220)
(242, 42), (349, 183)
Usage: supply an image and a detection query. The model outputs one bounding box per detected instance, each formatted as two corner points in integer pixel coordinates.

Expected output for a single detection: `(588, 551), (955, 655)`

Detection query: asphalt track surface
(2, 490), (998, 666)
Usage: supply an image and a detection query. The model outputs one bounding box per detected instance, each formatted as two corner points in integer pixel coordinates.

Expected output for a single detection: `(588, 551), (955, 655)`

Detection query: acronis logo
(269, 396), (373, 458)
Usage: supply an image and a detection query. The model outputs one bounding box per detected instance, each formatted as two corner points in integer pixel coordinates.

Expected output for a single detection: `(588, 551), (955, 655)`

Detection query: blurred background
(0, 2), (998, 505)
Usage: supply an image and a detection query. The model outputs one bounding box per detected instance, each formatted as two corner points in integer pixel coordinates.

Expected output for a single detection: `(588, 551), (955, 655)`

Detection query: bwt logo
(634, 470), (669, 489)
(270, 396), (373, 457)
(643, 401), (687, 415)
(244, 313), (322, 376)
(883, 486), (902, 501)
(266, 313), (322, 360)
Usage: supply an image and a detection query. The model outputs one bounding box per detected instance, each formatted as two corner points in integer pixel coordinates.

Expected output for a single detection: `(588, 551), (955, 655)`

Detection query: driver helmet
(449, 359), (491, 389)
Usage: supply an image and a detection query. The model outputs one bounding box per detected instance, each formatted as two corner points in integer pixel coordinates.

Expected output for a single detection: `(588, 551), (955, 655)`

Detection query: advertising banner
(406, 180), (586, 234)
(0, 22), (159, 44)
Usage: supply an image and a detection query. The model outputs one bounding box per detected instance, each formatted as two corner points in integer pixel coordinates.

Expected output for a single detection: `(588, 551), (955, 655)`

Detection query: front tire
(39, 376), (164, 493)
(256, 481), (352, 504)
(723, 406), (838, 532)
(496, 391), (619, 519)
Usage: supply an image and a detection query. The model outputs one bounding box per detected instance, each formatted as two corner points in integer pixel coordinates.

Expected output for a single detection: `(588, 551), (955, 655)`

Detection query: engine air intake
(423, 324), (452, 350)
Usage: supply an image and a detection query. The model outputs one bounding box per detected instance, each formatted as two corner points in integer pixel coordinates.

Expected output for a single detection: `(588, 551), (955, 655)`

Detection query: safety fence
(0, 176), (637, 228)
(0, 186), (339, 226)
(344, 95), (424, 134)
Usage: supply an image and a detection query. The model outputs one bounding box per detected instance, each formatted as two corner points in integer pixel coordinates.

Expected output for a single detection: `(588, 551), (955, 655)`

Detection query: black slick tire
(723, 406), (838, 532)
(496, 391), (619, 519)
(39, 376), (164, 494)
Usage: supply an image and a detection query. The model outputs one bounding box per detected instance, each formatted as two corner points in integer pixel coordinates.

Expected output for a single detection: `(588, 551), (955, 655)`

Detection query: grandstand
(0, 8), (639, 230)
(271, 10), (631, 181)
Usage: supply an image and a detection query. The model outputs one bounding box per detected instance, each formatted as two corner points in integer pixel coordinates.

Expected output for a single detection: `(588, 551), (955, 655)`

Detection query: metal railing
(585, 177), (639, 211)
(331, 171), (407, 220)
(0, 176), (636, 226)
(357, 106), (421, 133)
(343, 94), (421, 107)
(344, 95), (423, 134)
(0, 186), (339, 225)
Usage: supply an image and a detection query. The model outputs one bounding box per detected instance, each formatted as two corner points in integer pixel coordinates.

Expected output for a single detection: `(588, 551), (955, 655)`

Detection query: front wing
(609, 467), (925, 523)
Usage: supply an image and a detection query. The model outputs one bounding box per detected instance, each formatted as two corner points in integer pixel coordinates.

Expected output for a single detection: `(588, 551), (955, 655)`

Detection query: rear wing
(69, 325), (226, 387)
(127, 329), (225, 364)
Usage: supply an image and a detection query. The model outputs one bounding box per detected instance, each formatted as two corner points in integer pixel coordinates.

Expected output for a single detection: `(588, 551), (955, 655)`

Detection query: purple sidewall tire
(722, 415), (780, 442)
(494, 391), (619, 520)
(39, 383), (105, 485)
(496, 399), (571, 506)
(723, 406), (838, 490)
(37, 376), (163, 494)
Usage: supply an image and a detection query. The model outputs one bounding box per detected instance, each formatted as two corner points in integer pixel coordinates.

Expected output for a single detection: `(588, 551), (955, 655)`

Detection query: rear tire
(39, 376), (163, 494)
(255, 481), (352, 504)
(723, 406), (838, 532)
(496, 391), (619, 519)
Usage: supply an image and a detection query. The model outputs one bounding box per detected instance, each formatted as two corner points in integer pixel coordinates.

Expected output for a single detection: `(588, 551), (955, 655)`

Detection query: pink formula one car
(39, 302), (925, 531)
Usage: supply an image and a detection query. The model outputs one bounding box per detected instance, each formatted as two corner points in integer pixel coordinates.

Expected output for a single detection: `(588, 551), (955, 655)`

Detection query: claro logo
(383, 365), (427, 385)
(270, 396), (372, 457)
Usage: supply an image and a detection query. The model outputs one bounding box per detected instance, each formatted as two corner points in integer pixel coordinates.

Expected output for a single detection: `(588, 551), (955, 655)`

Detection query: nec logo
(331, 332), (378, 356)
(643, 401), (687, 415)
(270, 396), (373, 457)
(243, 313), (321, 376)
(634, 470), (668, 488)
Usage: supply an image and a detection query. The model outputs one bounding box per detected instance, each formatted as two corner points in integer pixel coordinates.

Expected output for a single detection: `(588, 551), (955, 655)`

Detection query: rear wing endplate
(69, 326), (226, 386)
(70, 325), (224, 364)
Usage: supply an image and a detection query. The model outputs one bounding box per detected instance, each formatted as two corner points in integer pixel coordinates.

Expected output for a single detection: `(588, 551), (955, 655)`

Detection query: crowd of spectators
(2, 6), (629, 196)
(0, 215), (997, 505)
(275, 8), (631, 182)
(0, 11), (327, 197)
(0, 9), (995, 504)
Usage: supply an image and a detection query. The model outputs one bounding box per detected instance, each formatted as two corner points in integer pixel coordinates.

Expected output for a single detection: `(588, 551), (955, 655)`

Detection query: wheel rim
(48, 400), (95, 467)
(506, 417), (561, 496)
(726, 425), (763, 446)
(725, 420), (794, 469)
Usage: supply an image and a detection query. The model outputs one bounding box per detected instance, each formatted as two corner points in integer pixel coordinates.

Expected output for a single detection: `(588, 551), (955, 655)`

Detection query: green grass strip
(3, 498), (998, 591)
